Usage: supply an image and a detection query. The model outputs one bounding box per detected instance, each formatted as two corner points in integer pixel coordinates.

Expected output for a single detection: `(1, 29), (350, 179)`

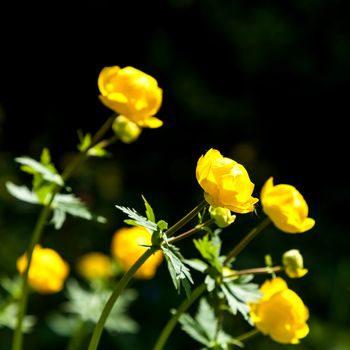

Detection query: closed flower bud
(76, 252), (113, 281)
(209, 206), (236, 228)
(196, 148), (258, 213)
(249, 277), (309, 344)
(98, 66), (163, 128)
(282, 249), (308, 278)
(260, 177), (315, 233)
(17, 245), (69, 294)
(112, 115), (142, 143)
(111, 226), (163, 279)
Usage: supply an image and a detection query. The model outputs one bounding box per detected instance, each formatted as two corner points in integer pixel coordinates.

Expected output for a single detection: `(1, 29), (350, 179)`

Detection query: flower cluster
(5, 65), (316, 350)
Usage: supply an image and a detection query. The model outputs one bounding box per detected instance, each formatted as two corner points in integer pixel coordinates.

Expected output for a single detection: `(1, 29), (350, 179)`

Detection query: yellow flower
(249, 277), (309, 344)
(111, 226), (163, 279)
(196, 148), (258, 213)
(209, 206), (236, 228)
(260, 177), (315, 233)
(282, 249), (308, 278)
(76, 252), (113, 281)
(17, 245), (69, 294)
(98, 66), (163, 128)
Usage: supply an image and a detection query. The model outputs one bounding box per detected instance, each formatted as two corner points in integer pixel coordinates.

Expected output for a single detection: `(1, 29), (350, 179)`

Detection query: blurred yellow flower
(98, 66), (163, 128)
(76, 252), (113, 281)
(17, 245), (69, 294)
(260, 177), (315, 233)
(196, 148), (258, 213)
(111, 226), (163, 279)
(249, 277), (309, 344)
(282, 249), (308, 278)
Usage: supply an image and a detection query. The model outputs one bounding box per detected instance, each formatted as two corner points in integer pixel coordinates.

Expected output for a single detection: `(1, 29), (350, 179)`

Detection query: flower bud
(282, 249), (308, 278)
(112, 115), (142, 143)
(209, 206), (236, 228)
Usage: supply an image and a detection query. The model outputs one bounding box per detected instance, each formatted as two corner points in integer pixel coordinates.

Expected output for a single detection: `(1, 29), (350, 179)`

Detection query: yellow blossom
(17, 245), (69, 294)
(260, 177), (315, 233)
(98, 66), (163, 128)
(249, 277), (309, 344)
(196, 148), (258, 213)
(282, 249), (308, 278)
(111, 226), (163, 279)
(76, 252), (113, 281)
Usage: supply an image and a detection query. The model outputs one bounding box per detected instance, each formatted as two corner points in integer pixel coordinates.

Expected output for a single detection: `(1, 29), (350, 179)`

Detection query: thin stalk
(66, 321), (89, 350)
(12, 115), (116, 350)
(224, 217), (271, 265)
(153, 283), (207, 350)
(88, 248), (155, 350)
(167, 219), (214, 244)
(165, 200), (208, 238)
(236, 328), (260, 342)
(225, 266), (282, 278)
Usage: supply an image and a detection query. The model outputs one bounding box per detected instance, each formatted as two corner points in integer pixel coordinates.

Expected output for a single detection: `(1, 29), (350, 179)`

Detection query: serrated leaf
(141, 195), (155, 222)
(193, 234), (222, 272)
(63, 279), (138, 333)
(184, 258), (209, 273)
(15, 156), (63, 186)
(0, 302), (36, 333)
(161, 244), (193, 297)
(157, 220), (168, 231)
(5, 182), (39, 204)
(50, 208), (67, 230)
(179, 313), (210, 346)
(196, 298), (217, 340)
(116, 205), (158, 232)
(204, 274), (216, 293)
(52, 193), (106, 229)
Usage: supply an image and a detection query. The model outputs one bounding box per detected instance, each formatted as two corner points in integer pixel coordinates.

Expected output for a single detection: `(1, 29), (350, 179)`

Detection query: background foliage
(0, 1), (349, 349)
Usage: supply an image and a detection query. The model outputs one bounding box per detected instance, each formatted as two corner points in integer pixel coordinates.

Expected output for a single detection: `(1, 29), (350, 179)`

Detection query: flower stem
(88, 248), (155, 350)
(167, 219), (214, 244)
(12, 115), (116, 350)
(236, 328), (260, 342)
(165, 200), (208, 239)
(224, 217), (271, 265)
(225, 266), (282, 278)
(152, 283), (207, 350)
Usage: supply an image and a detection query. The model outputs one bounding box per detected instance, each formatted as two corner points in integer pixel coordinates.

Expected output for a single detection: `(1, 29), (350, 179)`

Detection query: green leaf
(161, 244), (193, 298)
(87, 146), (111, 157)
(221, 276), (261, 322)
(179, 313), (210, 347)
(0, 301), (36, 333)
(15, 156), (63, 186)
(141, 195), (155, 222)
(62, 279), (138, 333)
(115, 205), (158, 232)
(183, 258), (209, 273)
(5, 182), (39, 204)
(193, 234), (222, 272)
(157, 220), (168, 231)
(52, 194), (107, 229)
(77, 130), (92, 152)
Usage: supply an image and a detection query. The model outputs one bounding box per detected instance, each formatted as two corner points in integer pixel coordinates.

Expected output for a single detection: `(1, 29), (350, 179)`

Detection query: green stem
(225, 266), (282, 279)
(66, 320), (89, 350)
(236, 328), (260, 342)
(88, 248), (155, 350)
(12, 115), (116, 350)
(224, 217), (271, 265)
(165, 200), (208, 239)
(167, 219), (214, 244)
(153, 283), (207, 350)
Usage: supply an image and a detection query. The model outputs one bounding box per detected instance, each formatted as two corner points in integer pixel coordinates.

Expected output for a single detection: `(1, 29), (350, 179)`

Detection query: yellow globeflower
(17, 245), (69, 294)
(260, 177), (315, 233)
(98, 66), (163, 128)
(76, 252), (113, 281)
(196, 148), (258, 213)
(249, 277), (309, 344)
(111, 226), (163, 279)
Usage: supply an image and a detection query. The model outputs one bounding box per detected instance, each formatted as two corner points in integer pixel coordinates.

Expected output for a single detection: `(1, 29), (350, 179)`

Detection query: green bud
(209, 206), (236, 228)
(282, 249), (308, 278)
(112, 115), (142, 143)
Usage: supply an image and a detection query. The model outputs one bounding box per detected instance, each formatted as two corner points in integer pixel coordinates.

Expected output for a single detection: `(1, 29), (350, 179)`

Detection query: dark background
(0, 1), (349, 349)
